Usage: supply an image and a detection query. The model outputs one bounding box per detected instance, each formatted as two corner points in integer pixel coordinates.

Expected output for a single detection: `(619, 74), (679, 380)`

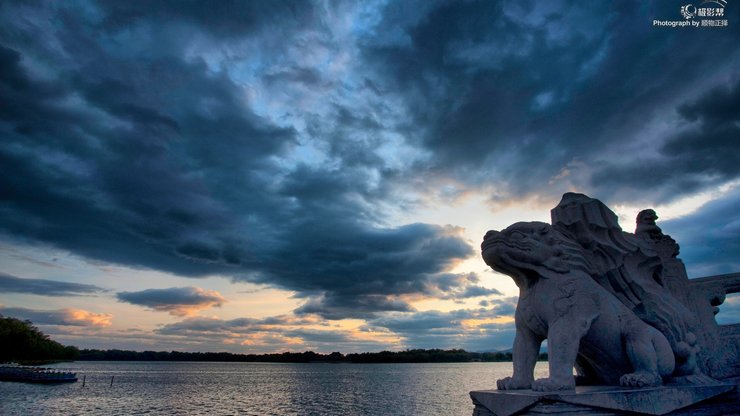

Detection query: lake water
(0, 361), (549, 415)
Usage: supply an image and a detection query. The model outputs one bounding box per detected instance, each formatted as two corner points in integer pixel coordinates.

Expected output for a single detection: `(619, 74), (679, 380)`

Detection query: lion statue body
(482, 222), (675, 391)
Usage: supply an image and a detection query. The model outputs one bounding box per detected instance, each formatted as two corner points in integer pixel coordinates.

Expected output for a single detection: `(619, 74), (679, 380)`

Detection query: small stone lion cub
(482, 222), (674, 391)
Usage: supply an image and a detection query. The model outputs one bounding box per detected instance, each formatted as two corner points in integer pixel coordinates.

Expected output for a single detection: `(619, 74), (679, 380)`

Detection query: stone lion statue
(551, 193), (703, 378)
(482, 222), (675, 391)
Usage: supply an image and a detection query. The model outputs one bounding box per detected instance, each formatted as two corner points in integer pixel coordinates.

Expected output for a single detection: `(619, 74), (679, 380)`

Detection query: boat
(0, 365), (77, 383)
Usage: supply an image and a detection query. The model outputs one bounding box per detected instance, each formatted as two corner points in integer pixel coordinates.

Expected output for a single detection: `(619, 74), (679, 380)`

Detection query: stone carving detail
(481, 193), (736, 392)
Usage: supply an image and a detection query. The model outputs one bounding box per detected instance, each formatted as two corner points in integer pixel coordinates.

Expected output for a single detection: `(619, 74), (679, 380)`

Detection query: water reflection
(0, 361), (549, 416)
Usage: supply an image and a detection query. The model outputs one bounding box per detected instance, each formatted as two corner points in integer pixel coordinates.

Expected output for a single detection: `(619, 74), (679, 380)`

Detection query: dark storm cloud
(116, 287), (226, 316)
(363, 0), (740, 201)
(661, 192), (740, 277)
(367, 298), (517, 336)
(0, 34), (285, 277)
(157, 316), (284, 336)
(426, 272), (502, 301)
(366, 306), (516, 351)
(591, 79), (740, 202)
(363, 298), (519, 350)
(485, 297), (518, 317)
(458, 286), (501, 298)
(259, 170), (474, 317)
(0, 0), (475, 319)
(295, 294), (415, 320)
(273, 220), (472, 319)
(96, 0), (316, 39)
(0, 272), (105, 296)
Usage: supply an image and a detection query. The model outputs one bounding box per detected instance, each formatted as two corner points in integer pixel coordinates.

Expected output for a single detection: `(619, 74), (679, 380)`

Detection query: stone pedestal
(470, 382), (738, 416)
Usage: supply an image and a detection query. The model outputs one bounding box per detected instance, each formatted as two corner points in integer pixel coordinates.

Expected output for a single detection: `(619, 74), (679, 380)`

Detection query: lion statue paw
(531, 378), (574, 392)
(496, 376), (531, 390)
(619, 372), (662, 388)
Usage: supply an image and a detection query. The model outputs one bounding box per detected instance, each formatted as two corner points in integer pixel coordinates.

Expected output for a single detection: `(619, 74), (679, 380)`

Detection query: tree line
(77, 348), (547, 363)
(0, 315), (79, 363)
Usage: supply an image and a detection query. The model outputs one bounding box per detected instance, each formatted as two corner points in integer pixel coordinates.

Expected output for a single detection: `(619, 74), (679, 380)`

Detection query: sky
(0, 0), (738, 354)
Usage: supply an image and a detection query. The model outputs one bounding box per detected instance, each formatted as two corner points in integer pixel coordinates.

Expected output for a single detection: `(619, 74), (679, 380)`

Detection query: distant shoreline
(2, 317), (548, 365)
(76, 348), (548, 364)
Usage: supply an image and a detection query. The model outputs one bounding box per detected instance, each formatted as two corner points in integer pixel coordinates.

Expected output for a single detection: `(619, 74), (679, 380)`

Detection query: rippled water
(0, 361), (549, 415)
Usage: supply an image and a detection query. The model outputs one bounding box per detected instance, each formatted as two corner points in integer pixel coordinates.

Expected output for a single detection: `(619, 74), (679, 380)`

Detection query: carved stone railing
(689, 272), (740, 306)
(689, 272), (740, 377)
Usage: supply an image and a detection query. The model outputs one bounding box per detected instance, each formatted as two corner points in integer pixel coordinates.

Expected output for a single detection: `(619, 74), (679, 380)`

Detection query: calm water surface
(0, 361), (549, 415)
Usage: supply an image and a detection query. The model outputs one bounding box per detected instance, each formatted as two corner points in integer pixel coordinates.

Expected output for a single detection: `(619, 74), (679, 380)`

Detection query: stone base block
(470, 382), (738, 416)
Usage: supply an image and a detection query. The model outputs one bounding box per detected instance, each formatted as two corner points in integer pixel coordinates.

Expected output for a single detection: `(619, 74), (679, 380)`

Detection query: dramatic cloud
(0, 0), (737, 334)
(117, 287), (226, 316)
(260, 222), (473, 319)
(426, 273), (503, 301)
(0, 272), (105, 296)
(0, 1), (475, 320)
(367, 298), (519, 351)
(590, 79), (740, 203)
(361, 1), (740, 204)
(0, 306), (112, 327)
(662, 192), (740, 277)
(97, 1), (317, 40)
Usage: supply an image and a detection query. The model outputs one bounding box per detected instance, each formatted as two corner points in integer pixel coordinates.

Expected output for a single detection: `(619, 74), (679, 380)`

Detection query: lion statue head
(482, 222), (592, 284)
